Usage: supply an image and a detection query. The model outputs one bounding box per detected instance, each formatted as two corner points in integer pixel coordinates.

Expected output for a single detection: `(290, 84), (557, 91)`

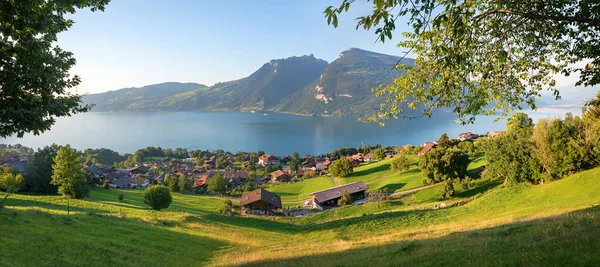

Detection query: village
(2, 130), (502, 217)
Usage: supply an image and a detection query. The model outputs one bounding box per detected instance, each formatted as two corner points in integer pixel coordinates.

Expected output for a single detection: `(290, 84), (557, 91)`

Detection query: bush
(440, 180), (455, 199)
(118, 192), (125, 202)
(102, 180), (110, 189)
(220, 199), (234, 216)
(144, 185), (172, 211)
(337, 190), (352, 206)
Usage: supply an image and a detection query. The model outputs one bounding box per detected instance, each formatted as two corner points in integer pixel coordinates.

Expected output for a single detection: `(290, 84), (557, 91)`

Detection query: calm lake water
(1, 108), (581, 156)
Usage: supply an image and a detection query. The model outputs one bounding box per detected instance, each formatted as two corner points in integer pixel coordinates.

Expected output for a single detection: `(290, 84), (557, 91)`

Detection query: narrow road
(390, 182), (443, 197)
(330, 176), (340, 186)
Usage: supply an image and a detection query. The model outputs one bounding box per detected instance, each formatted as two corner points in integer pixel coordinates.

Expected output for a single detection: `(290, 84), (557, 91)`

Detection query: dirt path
(390, 182), (443, 197)
(330, 176), (340, 186)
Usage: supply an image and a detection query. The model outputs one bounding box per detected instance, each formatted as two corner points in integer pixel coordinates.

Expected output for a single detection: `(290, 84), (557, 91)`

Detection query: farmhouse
(271, 170), (291, 183)
(487, 130), (504, 138)
(258, 154), (280, 167)
(310, 182), (369, 210)
(128, 165), (149, 175)
(240, 188), (282, 215)
(418, 142), (436, 156)
(459, 132), (479, 141)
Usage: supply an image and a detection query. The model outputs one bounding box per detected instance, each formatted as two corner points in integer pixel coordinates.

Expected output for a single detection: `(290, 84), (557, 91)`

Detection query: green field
(1, 166), (600, 266)
(268, 176), (335, 203)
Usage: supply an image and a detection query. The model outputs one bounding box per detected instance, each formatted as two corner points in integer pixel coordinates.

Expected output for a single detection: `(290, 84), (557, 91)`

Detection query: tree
(390, 152), (411, 172)
(367, 188), (388, 209)
(220, 199), (234, 216)
(0, 0), (109, 137)
(419, 148), (470, 188)
(144, 185), (172, 211)
(24, 144), (60, 194)
(337, 190), (352, 206)
(457, 141), (476, 156)
(292, 152), (300, 162)
(168, 175), (179, 192)
(437, 133), (451, 150)
(51, 145), (88, 199)
(325, 1), (600, 125)
(289, 160), (299, 173)
(329, 158), (354, 178)
(102, 180), (110, 189)
(207, 174), (227, 196)
(372, 148), (385, 161)
(178, 174), (192, 192)
(481, 113), (540, 185)
(440, 180), (455, 199)
(0, 167), (25, 206)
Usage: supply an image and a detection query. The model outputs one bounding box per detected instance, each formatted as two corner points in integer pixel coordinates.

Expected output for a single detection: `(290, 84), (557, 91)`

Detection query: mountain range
(83, 48), (415, 117)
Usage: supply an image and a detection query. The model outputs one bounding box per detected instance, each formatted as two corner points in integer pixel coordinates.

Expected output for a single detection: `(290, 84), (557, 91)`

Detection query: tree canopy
(325, 0), (600, 124)
(0, 0), (110, 138)
(51, 145), (88, 198)
(329, 157), (354, 178)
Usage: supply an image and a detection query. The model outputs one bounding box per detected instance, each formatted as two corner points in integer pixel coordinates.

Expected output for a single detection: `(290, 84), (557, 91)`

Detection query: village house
(459, 132), (479, 141)
(280, 155), (293, 163)
(316, 159), (331, 171)
(258, 154), (280, 167)
(418, 142), (437, 156)
(128, 165), (149, 175)
(225, 170), (249, 187)
(296, 167), (316, 177)
(363, 153), (374, 162)
(270, 169), (291, 183)
(301, 156), (317, 168)
(487, 130), (504, 138)
(240, 188), (282, 215)
(310, 182), (369, 210)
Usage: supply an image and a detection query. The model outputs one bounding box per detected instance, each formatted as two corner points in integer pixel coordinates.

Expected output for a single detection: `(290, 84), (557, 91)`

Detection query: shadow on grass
(240, 206), (600, 267)
(381, 183), (407, 192)
(456, 179), (503, 199)
(350, 163), (391, 178)
(0, 207), (230, 266)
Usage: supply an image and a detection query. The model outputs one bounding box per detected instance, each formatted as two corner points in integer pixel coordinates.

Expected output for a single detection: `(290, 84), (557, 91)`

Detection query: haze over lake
(2, 109), (581, 155)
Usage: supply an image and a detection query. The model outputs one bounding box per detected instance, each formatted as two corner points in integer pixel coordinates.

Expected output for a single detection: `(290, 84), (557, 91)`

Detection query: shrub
(102, 180), (110, 189)
(144, 185), (172, 211)
(118, 192), (125, 202)
(337, 190), (352, 206)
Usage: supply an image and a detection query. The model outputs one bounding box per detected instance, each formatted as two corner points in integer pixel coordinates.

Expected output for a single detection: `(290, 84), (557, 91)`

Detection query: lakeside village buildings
(1, 131), (501, 216)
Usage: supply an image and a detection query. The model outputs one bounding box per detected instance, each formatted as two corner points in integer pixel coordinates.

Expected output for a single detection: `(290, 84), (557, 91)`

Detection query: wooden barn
(240, 188), (282, 215)
(310, 182), (369, 210)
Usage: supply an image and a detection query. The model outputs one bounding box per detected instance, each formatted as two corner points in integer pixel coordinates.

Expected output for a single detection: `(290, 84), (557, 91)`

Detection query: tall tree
(481, 113), (540, 185)
(325, 0), (600, 124)
(329, 157), (354, 178)
(437, 133), (451, 150)
(0, 0), (110, 137)
(372, 148), (385, 161)
(419, 148), (470, 186)
(51, 145), (88, 198)
(207, 174), (227, 196)
(25, 144), (60, 194)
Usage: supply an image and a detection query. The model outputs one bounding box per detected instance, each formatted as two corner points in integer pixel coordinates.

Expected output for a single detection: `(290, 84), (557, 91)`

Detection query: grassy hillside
(1, 167), (599, 266)
(268, 176), (334, 203)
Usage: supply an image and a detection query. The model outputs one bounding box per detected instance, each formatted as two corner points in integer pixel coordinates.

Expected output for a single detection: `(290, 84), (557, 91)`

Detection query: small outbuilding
(240, 188), (282, 215)
(310, 182), (369, 209)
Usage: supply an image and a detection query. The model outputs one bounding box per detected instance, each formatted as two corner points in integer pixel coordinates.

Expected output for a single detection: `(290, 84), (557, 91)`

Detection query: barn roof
(310, 182), (369, 203)
(240, 188), (282, 209)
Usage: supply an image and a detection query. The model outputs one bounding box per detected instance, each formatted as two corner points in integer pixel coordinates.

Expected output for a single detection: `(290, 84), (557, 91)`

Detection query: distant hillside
(83, 82), (207, 111)
(156, 54), (329, 111)
(83, 48), (419, 117)
(274, 48), (415, 117)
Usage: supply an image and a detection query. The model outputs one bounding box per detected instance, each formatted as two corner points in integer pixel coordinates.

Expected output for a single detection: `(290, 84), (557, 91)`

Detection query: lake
(1, 108), (581, 156)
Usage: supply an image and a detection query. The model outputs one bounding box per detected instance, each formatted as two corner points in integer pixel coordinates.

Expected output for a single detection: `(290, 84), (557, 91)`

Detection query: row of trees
(481, 99), (600, 185)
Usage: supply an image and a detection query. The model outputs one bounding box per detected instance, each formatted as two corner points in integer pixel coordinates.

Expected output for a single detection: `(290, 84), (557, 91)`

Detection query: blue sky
(60, 0), (410, 94)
